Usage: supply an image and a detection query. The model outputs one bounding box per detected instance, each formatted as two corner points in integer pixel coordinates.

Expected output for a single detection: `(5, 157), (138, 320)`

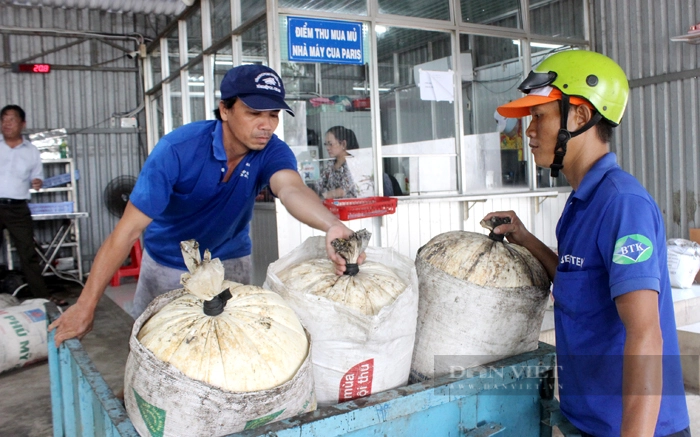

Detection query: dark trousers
(0, 203), (49, 298)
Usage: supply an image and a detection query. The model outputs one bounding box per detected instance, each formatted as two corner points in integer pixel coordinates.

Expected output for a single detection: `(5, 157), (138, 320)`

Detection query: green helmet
(519, 50), (629, 125)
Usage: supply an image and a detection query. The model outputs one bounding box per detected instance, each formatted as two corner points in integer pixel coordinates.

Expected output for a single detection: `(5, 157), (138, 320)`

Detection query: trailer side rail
(46, 303), (139, 437)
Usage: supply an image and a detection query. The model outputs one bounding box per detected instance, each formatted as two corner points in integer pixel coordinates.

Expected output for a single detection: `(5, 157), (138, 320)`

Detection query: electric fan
(103, 176), (137, 218)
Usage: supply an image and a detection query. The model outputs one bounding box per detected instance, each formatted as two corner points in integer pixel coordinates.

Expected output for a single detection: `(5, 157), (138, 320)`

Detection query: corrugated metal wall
(0, 4), (172, 274)
(594, 0), (700, 240)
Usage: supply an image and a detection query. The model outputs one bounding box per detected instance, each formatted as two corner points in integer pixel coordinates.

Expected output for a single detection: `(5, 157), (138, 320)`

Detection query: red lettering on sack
(338, 358), (374, 402)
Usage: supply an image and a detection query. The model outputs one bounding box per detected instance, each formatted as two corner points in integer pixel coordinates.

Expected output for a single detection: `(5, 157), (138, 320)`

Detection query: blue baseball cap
(220, 64), (295, 117)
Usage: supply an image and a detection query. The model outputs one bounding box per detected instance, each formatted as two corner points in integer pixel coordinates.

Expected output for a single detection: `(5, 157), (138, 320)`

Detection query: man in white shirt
(0, 104), (58, 303)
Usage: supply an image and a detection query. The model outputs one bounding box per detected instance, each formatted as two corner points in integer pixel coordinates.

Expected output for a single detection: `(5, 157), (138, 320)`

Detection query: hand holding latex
(326, 223), (366, 275)
(481, 210), (533, 246)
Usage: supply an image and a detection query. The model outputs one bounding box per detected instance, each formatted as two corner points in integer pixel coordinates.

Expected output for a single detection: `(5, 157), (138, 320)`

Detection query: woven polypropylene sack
(411, 231), (551, 381)
(265, 236), (418, 405)
(0, 299), (49, 373)
(124, 289), (316, 437)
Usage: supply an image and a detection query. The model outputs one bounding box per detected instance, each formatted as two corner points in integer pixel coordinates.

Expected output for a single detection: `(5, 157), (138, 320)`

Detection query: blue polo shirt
(553, 153), (688, 436)
(129, 120), (296, 269)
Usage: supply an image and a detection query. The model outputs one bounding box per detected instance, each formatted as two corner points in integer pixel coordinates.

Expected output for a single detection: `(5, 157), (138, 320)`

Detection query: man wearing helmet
(484, 50), (690, 437)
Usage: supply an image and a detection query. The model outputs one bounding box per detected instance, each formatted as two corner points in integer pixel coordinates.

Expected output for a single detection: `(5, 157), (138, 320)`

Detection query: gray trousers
(129, 248), (252, 319)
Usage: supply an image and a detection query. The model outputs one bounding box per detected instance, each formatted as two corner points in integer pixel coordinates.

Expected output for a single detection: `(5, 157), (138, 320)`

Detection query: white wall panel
(276, 194), (566, 263)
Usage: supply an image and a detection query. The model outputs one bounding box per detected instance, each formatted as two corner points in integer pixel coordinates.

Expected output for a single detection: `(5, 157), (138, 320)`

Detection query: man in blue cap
(50, 64), (358, 345)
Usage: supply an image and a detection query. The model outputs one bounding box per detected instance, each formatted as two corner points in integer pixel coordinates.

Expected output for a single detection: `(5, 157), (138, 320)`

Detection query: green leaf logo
(244, 409), (285, 430)
(613, 234), (653, 265)
(133, 389), (166, 437)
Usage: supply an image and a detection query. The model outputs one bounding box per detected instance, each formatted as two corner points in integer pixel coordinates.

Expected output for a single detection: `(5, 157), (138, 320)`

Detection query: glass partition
(378, 0), (450, 20)
(241, 17), (268, 59)
(165, 28), (180, 77)
(150, 47), (163, 85)
(461, 33), (528, 192)
(143, 0), (591, 189)
(169, 78), (183, 130)
(165, 27), (180, 74)
(213, 44), (233, 101)
(186, 9), (203, 59)
(149, 90), (164, 146)
(378, 27), (457, 196)
(188, 61), (206, 122)
(530, 0), (586, 39)
(460, 0), (522, 29)
(241, 0), (267, 22)
(211, 0), (232, 43)
(280, 16), (376, 198)
(278, 0), (367, 16)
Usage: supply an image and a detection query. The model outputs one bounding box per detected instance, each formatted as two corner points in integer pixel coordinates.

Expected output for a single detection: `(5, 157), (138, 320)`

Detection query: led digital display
(11, 63), (52, 74)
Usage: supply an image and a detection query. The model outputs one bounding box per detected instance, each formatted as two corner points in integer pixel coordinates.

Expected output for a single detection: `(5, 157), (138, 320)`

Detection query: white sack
(265, 236), (418, 406)
(411, 231), (551, 381)
(0, 294), (20, 309)
(124, 289), (316, 437)
(0, 299), (49, 373)
(137, 282), (309, 392)
(667, 238), (700, 289)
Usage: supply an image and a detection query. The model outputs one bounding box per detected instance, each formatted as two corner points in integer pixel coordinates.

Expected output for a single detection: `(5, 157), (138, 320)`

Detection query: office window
(150, 47), (162, 85)
(378, 27), (457, 195)
(280, 17), (375, 198)
(461, 34), (528, 192)
(186, 8), (203, 59)
(165, 27), (180, 77)
(169, 78), (183, 130)
(460, 0), (522, 29)
(211, 0), (232, 43)
(188, 61), (206, 122)
(378, 0), (450, 20)
(530, 0), (585, 39)
(279, 0), (367, 16)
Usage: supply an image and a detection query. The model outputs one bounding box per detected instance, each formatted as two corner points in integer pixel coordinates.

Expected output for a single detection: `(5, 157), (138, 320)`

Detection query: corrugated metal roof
(1, 0), (188, 15)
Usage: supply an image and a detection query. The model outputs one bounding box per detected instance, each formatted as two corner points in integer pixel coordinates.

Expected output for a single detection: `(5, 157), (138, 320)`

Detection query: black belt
(0, 198), (27, 205)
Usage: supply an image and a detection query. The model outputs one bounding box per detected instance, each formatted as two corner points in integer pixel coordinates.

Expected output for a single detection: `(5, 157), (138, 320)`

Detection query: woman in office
(318, 125), (359, 199)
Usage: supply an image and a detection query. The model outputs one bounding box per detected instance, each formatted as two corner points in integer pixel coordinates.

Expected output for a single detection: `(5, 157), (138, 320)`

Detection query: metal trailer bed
(46, 303), (579, 437)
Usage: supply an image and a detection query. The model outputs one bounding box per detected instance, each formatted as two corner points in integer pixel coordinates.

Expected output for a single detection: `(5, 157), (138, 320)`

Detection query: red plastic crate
(352, 98), (371, 110)
(323, 197), (398, 220)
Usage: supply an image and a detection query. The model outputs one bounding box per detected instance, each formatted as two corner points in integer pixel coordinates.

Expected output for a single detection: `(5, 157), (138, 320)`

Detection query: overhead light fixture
(512, 40), (562, 49)
(376, 25), (388, 35)
(353, 86), (391, 92)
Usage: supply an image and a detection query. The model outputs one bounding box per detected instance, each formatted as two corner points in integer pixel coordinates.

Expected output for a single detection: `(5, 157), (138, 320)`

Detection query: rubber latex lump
(278, 229), (407, 315)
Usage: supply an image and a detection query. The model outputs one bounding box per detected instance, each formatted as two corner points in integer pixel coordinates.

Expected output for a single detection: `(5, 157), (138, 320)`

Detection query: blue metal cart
(46, 303), (579, 437)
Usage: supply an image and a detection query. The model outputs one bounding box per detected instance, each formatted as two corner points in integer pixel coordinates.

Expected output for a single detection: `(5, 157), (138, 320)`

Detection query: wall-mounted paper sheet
(419, 70), (454, 102)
